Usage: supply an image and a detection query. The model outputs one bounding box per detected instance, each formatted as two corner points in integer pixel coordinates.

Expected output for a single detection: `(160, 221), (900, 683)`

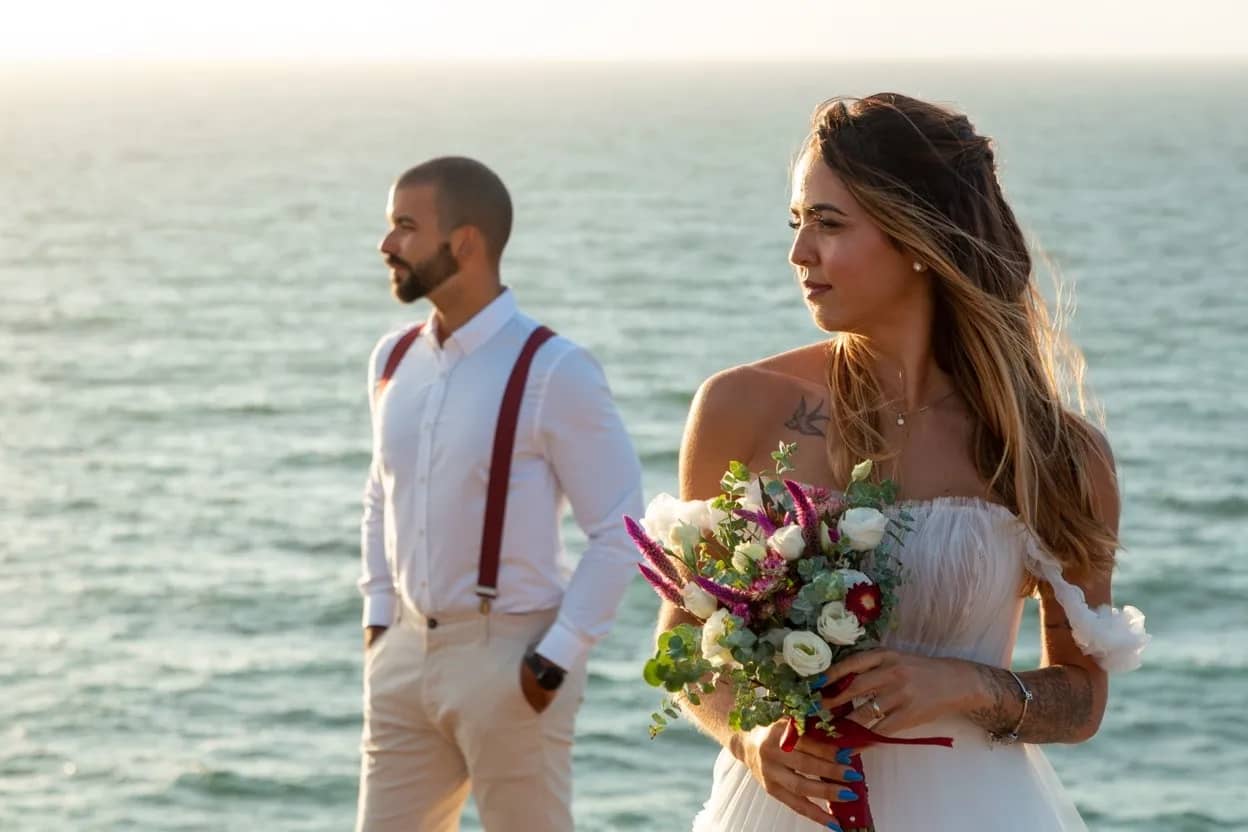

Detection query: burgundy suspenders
(375, 322), (557, 614)
(476, 325), (555, 612)
(375, 324), (425, 394)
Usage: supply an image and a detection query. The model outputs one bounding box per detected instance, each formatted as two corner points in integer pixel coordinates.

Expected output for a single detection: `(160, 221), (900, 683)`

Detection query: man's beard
(389, 243), (459, 303)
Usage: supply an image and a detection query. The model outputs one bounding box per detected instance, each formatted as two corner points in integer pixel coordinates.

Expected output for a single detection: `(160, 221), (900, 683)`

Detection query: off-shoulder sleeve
(1022, 531), (1150, 673)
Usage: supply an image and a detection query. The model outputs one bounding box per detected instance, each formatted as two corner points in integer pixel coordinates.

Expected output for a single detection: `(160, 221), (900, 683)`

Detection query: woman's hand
(732, 720), (861, 827)
(821, 648), (981, 735)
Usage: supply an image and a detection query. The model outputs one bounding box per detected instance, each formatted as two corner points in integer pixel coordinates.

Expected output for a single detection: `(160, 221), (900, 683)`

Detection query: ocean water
(1, 61), (1245, 831)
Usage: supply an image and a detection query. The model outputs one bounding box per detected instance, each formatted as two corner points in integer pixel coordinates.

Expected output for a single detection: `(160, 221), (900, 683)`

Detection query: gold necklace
(893, 389), (958, 427)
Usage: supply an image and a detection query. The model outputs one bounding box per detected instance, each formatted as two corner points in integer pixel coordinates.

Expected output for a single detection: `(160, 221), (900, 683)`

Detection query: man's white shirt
(359, 289), (645, 671)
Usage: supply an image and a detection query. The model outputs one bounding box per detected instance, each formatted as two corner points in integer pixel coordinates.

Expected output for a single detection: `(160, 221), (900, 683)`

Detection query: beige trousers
(355, 604), (586, 832)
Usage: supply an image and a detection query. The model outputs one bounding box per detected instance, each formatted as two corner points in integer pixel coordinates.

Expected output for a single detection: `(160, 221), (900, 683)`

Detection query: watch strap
(525, 650), (566, 690)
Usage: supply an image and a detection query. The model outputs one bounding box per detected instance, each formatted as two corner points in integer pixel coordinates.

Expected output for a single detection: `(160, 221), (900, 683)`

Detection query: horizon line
(4, 54), (1246, 69)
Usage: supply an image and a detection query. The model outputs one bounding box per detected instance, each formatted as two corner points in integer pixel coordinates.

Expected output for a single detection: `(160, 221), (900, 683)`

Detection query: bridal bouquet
(627, 444), (951, 832)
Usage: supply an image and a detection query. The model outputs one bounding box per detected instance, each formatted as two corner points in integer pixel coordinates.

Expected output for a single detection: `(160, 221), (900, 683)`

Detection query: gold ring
(869, 698), (885, 720)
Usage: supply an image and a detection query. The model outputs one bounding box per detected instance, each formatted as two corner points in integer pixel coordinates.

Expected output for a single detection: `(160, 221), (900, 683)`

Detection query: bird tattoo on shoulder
(784, 396), (830, 438)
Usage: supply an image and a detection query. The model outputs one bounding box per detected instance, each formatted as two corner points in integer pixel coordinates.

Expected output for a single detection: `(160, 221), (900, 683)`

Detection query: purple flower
(760, 552), (788, 572)
(784, 480), (820, 547)
(802, 484), (833, 505)
(624, 516), (682, 585)
(749, 576), (775, 594)
(734, 508), (777, 536)
(638, 564), (682, 605)
(694, 575), (753, 606)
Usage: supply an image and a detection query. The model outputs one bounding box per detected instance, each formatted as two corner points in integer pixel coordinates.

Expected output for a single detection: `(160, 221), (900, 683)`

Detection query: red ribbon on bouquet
(779, 674), (954, 832)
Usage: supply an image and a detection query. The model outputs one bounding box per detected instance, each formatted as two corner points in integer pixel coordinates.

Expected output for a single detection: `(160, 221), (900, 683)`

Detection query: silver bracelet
(989, 669), (1033, 746)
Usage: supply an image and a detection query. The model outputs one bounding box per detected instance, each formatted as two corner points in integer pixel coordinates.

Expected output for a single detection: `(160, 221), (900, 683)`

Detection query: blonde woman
(666, 94), (1149, 831)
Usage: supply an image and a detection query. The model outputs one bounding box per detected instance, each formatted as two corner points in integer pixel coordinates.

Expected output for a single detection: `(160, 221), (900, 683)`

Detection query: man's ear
(449, 225), (477, 262)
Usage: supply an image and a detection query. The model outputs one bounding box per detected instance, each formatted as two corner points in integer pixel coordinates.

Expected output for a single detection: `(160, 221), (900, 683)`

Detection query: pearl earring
(912, 261), (925, 272)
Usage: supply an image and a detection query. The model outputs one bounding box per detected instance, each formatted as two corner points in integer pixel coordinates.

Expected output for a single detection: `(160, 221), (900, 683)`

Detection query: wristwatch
(524, 650), (566, 691)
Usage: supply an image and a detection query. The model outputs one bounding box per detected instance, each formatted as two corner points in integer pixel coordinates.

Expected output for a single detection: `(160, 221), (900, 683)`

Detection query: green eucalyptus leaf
(643, 658), (664, 687)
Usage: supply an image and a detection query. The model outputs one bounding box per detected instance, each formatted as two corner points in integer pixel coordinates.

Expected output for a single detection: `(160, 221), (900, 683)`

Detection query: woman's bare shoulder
(747, 341), (830, 381)
(693, 343), (827, 419)
(1069, 414), (1120, 529)
(681, 343), (830, 498)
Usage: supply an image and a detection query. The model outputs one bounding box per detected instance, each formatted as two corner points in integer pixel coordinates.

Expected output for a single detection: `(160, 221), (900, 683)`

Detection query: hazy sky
(4, 0), (1246, 62)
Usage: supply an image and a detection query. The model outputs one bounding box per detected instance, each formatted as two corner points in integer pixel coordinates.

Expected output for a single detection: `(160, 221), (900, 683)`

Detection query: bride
(663, 93), (1149, 831)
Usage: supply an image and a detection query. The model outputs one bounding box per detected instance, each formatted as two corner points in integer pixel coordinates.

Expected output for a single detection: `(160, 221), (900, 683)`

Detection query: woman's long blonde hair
(809, 94), (1115, 580)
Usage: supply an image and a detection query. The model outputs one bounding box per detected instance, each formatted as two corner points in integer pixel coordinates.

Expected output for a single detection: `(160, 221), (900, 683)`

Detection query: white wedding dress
(693, 496), (1149, 832)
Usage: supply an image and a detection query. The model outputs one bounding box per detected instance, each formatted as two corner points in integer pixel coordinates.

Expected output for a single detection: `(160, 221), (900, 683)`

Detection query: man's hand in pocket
(364, 625), (388, 650)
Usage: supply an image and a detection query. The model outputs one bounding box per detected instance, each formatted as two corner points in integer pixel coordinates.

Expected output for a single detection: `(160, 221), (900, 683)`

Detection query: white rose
(838, 507), (889, 551)
(835, 569), (872, 590)
(642, 495), (723, 546)
(640, 494), (678, 544)
(687, 499), (727, 532)
(731, 541), (766, 572)
(817, 601), (866, 646)
(668, 522), (703, 552)
(701, 608), (736, 667)
(740, 477), (764, 512)
(680, 582), (718, 619)
(706, 504), (730, 528)
(730, 550), (750, 572)
(851, 459), (874, 482)
(767, 524), (806, 561)
(782, 630), (834, 677)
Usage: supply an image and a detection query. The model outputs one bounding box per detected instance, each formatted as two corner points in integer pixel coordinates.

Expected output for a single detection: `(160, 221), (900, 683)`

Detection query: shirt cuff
(535, 620), (593, 673)
(362, 592), (397, 628)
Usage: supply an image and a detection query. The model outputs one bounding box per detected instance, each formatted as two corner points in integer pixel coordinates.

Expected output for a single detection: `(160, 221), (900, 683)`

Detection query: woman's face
(788, 151), (925, 335)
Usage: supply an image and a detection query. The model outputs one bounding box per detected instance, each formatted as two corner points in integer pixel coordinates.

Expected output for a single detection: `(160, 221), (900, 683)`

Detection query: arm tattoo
(968, 665), (1095, 744)
(785, 396), (830, 437)
(968, 664), (1024, 737)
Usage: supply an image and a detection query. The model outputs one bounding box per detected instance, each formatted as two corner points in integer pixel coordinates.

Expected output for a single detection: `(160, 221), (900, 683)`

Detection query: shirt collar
(422, 287), (518, 361)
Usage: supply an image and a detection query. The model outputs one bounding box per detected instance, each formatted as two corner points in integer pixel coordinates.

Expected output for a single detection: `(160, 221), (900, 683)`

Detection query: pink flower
(638, 564), (682, 605)
(749, 576), (774, 594)
(734, 508), (777, 536)
(761, 552), (788, 572)
(783, 480), (820, 549)
(802, 484), (833, 506)
(625, 516), (682, 584)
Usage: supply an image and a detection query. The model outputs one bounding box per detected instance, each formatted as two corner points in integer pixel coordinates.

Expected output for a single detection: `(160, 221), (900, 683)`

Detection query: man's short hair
(397, 157), (513, 263)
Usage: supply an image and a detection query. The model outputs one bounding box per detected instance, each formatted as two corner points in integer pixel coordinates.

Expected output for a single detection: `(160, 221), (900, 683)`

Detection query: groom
(355, 156), (644, 832)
